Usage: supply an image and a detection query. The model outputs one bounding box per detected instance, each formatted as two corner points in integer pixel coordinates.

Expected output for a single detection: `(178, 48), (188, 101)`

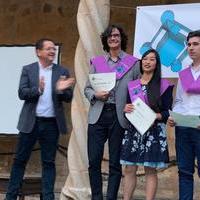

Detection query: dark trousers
(175, 127), (200, 200)
(87, 106), (124, 200)
(6, 118), (59, 200)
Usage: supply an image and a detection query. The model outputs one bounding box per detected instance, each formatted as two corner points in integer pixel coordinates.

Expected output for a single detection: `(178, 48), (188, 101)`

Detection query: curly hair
(101, 24), (128, 52)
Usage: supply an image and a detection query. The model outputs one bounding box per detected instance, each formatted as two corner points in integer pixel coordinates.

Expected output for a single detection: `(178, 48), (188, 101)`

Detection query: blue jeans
(6, 118), (59, 200)
(175, 126), (200, 200)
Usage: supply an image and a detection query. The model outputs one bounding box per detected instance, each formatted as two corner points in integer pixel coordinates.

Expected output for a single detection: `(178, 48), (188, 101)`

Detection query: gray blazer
(17, 62), (73, 134)
(84, 57), (140, 129)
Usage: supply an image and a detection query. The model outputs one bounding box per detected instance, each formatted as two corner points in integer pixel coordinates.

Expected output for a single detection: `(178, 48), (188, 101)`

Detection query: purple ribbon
(179, 66), (200, 94)
(128, 79), (171, 104)
(91, 54), (138, 79)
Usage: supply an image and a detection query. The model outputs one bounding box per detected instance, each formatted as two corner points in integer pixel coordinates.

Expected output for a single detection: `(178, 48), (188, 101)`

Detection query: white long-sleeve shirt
(173, 67), (200, 115)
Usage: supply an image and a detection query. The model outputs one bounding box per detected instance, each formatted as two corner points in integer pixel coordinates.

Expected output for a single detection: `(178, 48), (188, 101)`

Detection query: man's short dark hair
(35, 38), (55, 50)
(187, 30), (200, 42)
(101, 24), (128, 52)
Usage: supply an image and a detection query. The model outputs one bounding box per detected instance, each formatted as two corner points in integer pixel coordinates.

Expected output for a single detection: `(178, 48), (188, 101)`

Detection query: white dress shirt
(36, 62), (55, 117)
(173, 67), (200, 115)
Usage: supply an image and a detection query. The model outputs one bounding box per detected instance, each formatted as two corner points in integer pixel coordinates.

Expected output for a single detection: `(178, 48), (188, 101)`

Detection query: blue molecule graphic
(140, 10), (192, 72)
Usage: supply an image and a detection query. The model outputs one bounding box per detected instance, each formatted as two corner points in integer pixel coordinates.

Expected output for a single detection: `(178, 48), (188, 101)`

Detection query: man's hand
(167, 116), (176, 127)
(39, 76), (45, 94)
(124, 104), (134, 113)
(95, 91), (109, 101)
(156, 113), (162, 120)
(56, 77), (75, 91)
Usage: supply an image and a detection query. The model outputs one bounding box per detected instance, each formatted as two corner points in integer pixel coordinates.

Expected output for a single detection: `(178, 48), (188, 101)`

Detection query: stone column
(60, 0), (110, 199)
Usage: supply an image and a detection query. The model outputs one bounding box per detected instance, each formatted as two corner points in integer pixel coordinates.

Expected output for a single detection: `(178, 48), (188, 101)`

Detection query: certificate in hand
(89, 72), (116, 92)
(125, 98), (156, 135)
(169, 110), (200, 128)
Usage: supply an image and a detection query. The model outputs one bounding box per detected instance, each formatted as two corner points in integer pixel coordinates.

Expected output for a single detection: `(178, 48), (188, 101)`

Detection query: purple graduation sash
(179, 66), (200, 94)
(128, 78), (171, 104)
(91, 54), (138, 79)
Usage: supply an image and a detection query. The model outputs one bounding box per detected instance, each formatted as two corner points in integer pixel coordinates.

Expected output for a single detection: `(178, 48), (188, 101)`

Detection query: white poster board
(134, 3), (200, 77)
(0, 45), (60, 134)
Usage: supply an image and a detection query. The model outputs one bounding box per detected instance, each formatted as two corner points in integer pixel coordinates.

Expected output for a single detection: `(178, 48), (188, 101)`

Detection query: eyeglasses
(42, 47), (57, 51)
(108, 33), (120, 38)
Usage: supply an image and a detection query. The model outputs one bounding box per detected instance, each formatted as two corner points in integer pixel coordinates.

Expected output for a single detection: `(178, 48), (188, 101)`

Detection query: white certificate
(125, 98), (156, 135)
(169, 111), (200, 128)
(89, 72), (116, 92)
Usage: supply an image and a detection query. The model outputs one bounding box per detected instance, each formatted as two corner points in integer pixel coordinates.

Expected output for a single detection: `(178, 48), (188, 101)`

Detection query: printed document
(169, 111), (200, 128)
(125, 98), (156, 135)
(89, 72), (116, 92)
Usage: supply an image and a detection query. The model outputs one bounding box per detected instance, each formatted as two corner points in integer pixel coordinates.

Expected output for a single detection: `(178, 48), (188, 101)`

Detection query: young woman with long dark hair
(120, 49), (173, 200)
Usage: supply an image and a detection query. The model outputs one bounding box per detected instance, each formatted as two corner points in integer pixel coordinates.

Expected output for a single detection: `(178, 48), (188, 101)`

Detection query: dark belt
(103, 103), (116, 111)
(36, 117), (56, 122)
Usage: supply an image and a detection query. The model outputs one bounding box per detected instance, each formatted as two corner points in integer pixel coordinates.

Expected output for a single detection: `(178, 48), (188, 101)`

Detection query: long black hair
(101, 24), (128, 52)
(140, 49), (162, 112)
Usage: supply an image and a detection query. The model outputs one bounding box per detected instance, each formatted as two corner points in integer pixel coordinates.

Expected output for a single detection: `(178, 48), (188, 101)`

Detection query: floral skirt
(120, 123), (169, 169)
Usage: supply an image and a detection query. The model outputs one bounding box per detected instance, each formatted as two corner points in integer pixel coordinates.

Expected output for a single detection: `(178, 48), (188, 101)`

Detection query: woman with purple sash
(84, 25), (140, 200)
(168, 30), (200, 200)
(120, 49), (173, 200)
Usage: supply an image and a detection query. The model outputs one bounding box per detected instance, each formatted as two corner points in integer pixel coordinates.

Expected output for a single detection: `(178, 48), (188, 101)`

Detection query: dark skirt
(120, 123), (169, 168)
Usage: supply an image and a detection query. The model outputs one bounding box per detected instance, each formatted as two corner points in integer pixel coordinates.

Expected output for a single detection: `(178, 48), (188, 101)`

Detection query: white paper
(89, 72), (116, 92)
(169, 111), (200, 128)
(125, 98), (157, 135)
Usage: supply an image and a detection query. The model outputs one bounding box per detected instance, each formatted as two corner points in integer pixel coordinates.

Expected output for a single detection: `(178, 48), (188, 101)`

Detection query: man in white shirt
(5, 38), (75, 200)
(168, 30), (200, 200)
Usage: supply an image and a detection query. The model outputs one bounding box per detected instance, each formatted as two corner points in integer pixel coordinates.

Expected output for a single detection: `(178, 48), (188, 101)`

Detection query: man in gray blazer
(84, 25), (140, 200)
(5, 38), (74, 200)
